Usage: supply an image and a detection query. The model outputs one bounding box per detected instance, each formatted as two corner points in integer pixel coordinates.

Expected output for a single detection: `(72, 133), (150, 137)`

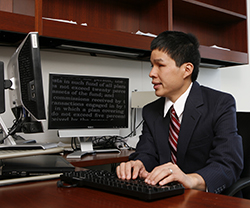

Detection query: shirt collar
(164, 82), (193, 118)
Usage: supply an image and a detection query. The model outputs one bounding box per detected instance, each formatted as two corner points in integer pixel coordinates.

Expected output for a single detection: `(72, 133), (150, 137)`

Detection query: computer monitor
(48, 73), (129, 157)
(0, 32), (47, 147)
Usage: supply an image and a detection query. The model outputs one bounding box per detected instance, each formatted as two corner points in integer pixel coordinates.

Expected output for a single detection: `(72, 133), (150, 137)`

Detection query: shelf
(0, 11), (34, 34)
(39, 0), (249, 65)
(180, 0), (246, 20)
(0, 0), (248, 66)
(173, 0), (248, 64)
(42, 19), (153, 51)
(193, 0), (246, 15)
(199, 45), (248, 65)
(40, 0), (170, 47)
(174, 0), (246, 25)
(41, 18), (248, 65)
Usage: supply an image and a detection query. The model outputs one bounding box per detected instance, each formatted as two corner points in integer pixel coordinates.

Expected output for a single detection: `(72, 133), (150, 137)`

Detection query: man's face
(149, 49), (187, 102)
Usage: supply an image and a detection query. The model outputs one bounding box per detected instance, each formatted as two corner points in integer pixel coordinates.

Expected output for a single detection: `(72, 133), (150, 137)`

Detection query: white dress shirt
(163, 82), (193, 122)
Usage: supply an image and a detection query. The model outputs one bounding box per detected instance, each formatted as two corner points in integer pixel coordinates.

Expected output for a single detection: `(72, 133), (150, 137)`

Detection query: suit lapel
(177, 81), (203, 167)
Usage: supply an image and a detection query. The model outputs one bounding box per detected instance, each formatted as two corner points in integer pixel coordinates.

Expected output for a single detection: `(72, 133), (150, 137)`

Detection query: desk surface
(1, 179), (250, 208)
(65, 149), (133, 167)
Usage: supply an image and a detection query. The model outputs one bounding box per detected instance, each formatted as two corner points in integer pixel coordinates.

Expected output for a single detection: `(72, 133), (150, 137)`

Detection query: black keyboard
(59, 169), (185, 201)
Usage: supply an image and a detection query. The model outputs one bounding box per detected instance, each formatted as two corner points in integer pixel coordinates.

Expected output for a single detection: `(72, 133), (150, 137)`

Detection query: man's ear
(182, 62), (194, 79)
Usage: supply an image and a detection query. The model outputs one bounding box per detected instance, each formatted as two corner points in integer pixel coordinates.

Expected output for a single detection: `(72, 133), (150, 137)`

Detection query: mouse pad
(0, 155), (75, 178)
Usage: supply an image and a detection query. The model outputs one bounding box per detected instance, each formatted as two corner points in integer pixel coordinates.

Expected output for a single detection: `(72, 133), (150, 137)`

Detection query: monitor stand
(66, 137), (120, 159)
(0, 116), (58, 150)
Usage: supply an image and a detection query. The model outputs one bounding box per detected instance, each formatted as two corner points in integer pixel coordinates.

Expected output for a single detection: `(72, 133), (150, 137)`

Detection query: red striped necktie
(169, 106), (180, 164)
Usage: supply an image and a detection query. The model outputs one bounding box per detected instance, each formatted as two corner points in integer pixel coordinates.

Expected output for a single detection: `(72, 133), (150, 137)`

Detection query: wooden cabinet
(173, 0), (248, 65)
(0, 0), (248, 66)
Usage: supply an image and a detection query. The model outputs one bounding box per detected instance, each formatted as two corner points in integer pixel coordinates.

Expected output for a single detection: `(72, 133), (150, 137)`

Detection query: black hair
(150, 31), (200, 81)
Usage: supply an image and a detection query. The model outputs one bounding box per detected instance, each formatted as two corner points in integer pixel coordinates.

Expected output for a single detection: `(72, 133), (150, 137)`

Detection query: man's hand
(116, 160), (148, 180)
(144, 162), (206, 191)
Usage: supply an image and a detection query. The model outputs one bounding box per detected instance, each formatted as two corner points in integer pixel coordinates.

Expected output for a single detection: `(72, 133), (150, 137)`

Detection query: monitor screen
(48, 74), (129, 131)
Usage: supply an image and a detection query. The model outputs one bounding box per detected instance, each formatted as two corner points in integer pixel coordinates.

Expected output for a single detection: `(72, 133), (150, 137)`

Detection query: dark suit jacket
(129, 81), (243, 194)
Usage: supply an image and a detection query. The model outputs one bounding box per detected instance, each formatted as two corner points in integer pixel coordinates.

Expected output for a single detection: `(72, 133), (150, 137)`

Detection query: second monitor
(48, 73), (129, 158)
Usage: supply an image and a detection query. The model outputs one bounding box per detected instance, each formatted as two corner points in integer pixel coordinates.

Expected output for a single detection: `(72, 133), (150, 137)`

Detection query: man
(116, 31), (243, 193)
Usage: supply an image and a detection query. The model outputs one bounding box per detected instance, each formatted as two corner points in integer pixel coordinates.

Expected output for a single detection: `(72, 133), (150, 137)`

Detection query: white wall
(221, 64), (250, 111)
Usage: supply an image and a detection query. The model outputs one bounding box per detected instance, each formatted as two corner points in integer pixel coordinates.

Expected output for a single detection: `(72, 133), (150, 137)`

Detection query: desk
(65, 149), (133, 167)
(1, 179), (250, 208)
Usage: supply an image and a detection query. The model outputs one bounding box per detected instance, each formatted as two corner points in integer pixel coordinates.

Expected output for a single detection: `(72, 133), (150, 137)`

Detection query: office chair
(223, 112), (250, 199)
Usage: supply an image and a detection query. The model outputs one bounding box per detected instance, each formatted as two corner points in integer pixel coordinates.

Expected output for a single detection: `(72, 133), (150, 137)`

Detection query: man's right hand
(116, 160), (148, 180)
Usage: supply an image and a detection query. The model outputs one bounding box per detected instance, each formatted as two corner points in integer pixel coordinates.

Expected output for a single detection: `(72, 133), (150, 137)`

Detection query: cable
(69, 119), (144, 151)
(123, 119), (144, 139)
(0, 112), (24, 144)
(71, 137), (78, 151)
(57, 180), (77, 188)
